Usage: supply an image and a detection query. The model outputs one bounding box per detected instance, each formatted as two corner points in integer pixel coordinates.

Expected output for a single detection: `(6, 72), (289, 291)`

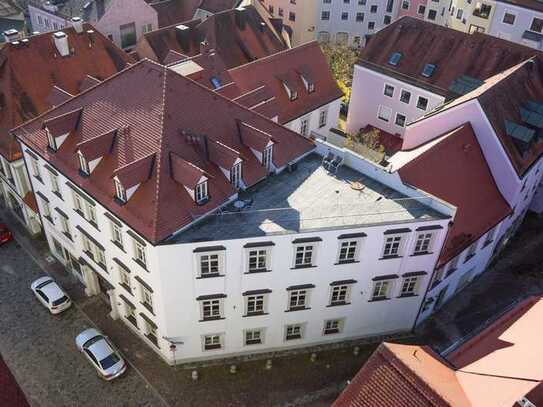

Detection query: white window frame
(78, 152), (90, 175)
(263, 146), (273, 171)
(30, 158), (41, 178)
(395, 112), (407, 127)
(41, 198), (51, 219)
(59, 215), (70, 236)
(245, 294), (267, 315)
(119, 265), (131, 288)
(201, 298), (223, 320)
(417, 96), (429, 111)
(114, 178), (126, 202)
(413, 232), (434, 255)
(501, 10), (516, 25)
(383, 83), (395, 97)
(73, 191), (84, 213)
(400, 276), (420, 296)
(111, 222), (123, 247)
(231, 162), (242, 189)
(198, 252), (222, 277)
(293, 243), (316, 267)
(140, 284), (153, 311)
(247, 248), (270, 272)
(382, 234), (404, 257)
(329, 285), (351, 305)
(195, 180), (208, 203)
(300, 116), (310, 136)
(318, 108), (328, 128)
(50, 172), (60, 194)
(244, 328), (264, 346)
(202, 333), (223, 351)
(464, 241), (478, 262)
(371, 280), (392, 300)
(133, 239), (147, 267)
(337, 239), (360, 263)
(377, 105), (392, 122)
(323, 318), (344, 335)
(288, 289), (309, 310)
(285, 323), (304, 341)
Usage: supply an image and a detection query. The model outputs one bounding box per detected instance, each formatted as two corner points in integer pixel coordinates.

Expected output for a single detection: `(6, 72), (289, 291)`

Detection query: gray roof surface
(170, 154), (446, 244)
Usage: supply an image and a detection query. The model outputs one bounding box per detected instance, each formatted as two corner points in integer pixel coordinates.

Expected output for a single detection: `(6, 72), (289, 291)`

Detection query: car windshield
(36, 280), (54, 290)
(52, 296), (68, 306)
(100, 353), (121, 370)
(83, 335), (103, 349)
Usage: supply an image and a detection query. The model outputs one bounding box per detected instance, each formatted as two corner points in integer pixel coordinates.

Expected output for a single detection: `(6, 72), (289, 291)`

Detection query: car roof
(39, 280), (65, 301)
(87, 337), (114, 361)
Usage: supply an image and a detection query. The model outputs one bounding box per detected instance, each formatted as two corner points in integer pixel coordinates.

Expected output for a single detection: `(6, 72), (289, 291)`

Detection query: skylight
(210, 77), (222, 89)
(388, 52), (402, 66)
(421, 63), (436, 78)
(520, 107), (543, 129)
(505, 120), (536, 144)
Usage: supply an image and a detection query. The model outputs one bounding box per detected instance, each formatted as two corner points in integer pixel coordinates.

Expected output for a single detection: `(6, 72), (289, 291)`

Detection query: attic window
(388, 52), (402, 66)
(263, 145), (273, 171)
(114, 178), (127, 203)
(195, 180), (209, 204)
(210, 77), (222, 89)
(300, 73), (315, 93)
(231, 163), (242, 189)
(282, 82), (298, 101)
(421, 64), (436, 78)
(78, 151), (90, 176)
(46, 129), (57, 151)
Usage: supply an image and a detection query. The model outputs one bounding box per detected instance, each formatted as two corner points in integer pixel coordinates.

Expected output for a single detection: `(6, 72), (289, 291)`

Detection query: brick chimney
(3, 29), (19, 43)
(71, 17), (84, 34)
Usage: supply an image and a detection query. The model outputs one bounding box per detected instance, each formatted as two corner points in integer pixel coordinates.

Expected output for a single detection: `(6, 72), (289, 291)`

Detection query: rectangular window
(294, 245), (314, 267)
(323, 319), (343, 335)
(400, 276), (419, 296)
(73, 192), (84, 213)
(195, 181), (208, 203)
(384, 84), (394, 97)
(288, 289), (308, 310)
(133, 239), (146, 267)
(395, 113), (406, 127)
(41, 199), (52, 220)
(338, 240), (358, 263)
(400, 90), (411, 104)
(30, 158), (41, 179)
(413, 232), (433, 254)
(502, 12), (515, 25)
(141, 286), (153, 312)
(50, 173), (60, 194)
(125, 302), (137, 327)
(111, 222), (123, 247)
(484, 226), (496, 245)
(321, 11), (330, 20)
(263, 146), (273, 171)
(464, 241), (477, 262)
(78, 152), (90, 175)
(377, 105), (391, 122)
(246, 295), (265, 315)
(446, 256), (459, 276)
(418, 4), (426, 14)
(59, 216), (71, 238)
(95, 247), (106, 267)
(417, 96), (429, 110)
(383, 235), (403, 257)
(119, 266), (131, 292)
(120, 22), (137, 48)
(300, 117), (309, 136)
(319, 109), (328, 128)
(371, 280), (391, 300)
(248, 249), (267, 272)
(201, 299), (222, 320)
(245, 329), (264, 345)
(285, 323), (303, 340)
(200, 253), (220, 276)
(203, 334), (222, 350)
(231, 163), (242, 189)
(114, 179), (126, 202)
(86, 204), (97, 225)
(330, 285), (350, 305)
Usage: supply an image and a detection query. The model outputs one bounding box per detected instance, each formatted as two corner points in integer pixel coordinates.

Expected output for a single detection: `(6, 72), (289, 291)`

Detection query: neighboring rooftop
(227, 41), (343, 124)
(359, 17), (542, 97)
(147, 0), (201, 27)
(334, 296), (543, 407)
(394, 123), (511, 265)
(14, 59), (314, 244)
(30, 0), (112, 21)
(136, 5), (287, 67)
(0, 24), (133, 161)
(173, 153), (445, 243)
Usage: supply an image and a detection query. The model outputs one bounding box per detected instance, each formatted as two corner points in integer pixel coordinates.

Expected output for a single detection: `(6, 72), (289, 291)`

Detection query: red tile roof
(199, 0), (241, 13)
(336, 297), (543, 407)
(14, 59), (314, 244)
(397, 123), (511, 266)
(137, 5), (287, 68)
(147, 0), (201, 28)
(359, 16), (542, 97)
(228, 41), (343, 124)
(0, 24), (132, 161)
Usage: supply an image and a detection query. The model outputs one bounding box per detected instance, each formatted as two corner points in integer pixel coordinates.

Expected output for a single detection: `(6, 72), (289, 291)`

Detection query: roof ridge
(228, 41), (317, 72)
(150, 63), (170, 242)
(10, 58), (145, 135)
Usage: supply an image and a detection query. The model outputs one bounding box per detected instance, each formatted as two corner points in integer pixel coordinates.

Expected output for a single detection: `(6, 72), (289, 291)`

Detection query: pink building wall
(397, 0), (428, 19)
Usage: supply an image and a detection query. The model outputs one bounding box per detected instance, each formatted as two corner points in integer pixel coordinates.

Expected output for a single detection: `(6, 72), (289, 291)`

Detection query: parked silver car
(30, 276), (71, 314)
(75, 328), (127, 381)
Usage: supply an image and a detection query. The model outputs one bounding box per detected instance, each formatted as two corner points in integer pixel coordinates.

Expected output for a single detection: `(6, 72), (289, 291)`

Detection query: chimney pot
(3, 28), (19, 43)
(71, 17), (84, 34)
(53, 31), (70, 57)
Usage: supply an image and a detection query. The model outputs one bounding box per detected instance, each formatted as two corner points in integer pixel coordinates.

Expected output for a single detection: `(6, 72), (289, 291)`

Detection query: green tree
(320, 43), (359, 89)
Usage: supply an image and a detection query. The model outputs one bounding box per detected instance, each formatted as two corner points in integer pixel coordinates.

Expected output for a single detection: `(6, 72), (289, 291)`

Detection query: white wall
(284, 99), (342, 137)
(29, 5), (68, 33)
(488, 2), (543, 49)
(346, 65), (444, 137)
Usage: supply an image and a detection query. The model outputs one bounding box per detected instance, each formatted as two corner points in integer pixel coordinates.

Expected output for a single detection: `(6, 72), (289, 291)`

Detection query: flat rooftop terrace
(171, 154), (446, 243)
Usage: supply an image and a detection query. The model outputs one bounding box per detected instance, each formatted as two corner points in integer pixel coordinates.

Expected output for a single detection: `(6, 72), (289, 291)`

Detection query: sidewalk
(0, 355), (30, 407)
(0, 209), (386, 407)
(416, 212), (543, 353)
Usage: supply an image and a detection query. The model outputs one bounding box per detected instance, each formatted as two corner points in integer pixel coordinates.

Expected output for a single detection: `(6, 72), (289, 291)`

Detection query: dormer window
(78, 151), (90, 175)
(195, 180), (208, 204)
(114, 178), (127, 203)
(307, 81), (315, 93)
(46, 129), (57, 151)
(263, 145), (273, 171)
(421, 63), (436, 78)
(282, 81), (298, 101)
(231, 163), (242, 189)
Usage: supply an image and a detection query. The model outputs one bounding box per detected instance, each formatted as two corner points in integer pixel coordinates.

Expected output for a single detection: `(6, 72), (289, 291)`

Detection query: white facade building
(488, 1), (543, 49)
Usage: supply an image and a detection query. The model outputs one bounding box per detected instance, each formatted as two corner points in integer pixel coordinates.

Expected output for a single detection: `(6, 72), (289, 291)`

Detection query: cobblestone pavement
(0, 233), (167, 406)
(416, 212), (543, 353)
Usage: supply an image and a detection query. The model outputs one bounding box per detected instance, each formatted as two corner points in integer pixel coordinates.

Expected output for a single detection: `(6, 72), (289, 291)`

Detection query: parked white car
(30, 276), (71, 314)
(76, 328), (127, 381)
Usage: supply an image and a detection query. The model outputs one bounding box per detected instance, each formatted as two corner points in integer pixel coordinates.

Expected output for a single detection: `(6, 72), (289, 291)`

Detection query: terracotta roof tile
(360, 17), (543, 97)
(79, 75), (101, 92)
(77, 129), (116, 161)
(137, 5), (287, 68)
(0, 24), (132, 161)
(44, 108), (83, 138)
(14, 59), (314, 244)
(170, 153), (205, 188)
(228, 42), (343, 124)
(114, 153), (156, 189)
(46, 86), (73, 108)
(397, 123), (511, 265)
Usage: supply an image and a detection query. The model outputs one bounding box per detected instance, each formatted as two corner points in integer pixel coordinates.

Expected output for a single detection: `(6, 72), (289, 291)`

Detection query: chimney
(235, 7), (247, 30)
(200, 40), (212, 55)
(259, 22), (266, 32)
(86, 29), (95, 47)
(53, 31), (70, 57)
(71, 17), (84, 34)
(175, 25), (190, 52)
(3, 29), (19, 43)
(21, 38), (29, 46)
